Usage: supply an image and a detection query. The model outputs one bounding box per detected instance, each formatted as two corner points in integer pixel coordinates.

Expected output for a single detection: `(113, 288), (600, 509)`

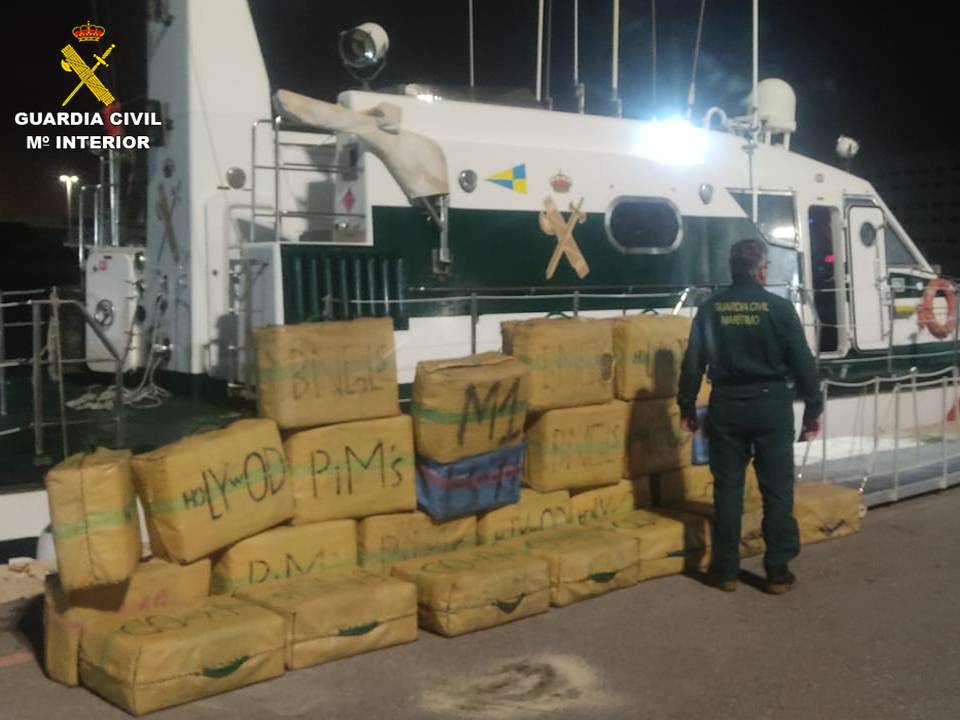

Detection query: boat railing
(0, 288), (125, 466)
(248, 117), (362, 244)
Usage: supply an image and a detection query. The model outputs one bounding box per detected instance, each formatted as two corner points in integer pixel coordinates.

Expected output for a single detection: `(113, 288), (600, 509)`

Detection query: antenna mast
(611, 0), (622, 117)
(468, 0), (475, 88)
(536, 0), (545, 102)
(573, 0), (585, 113)
(686, 0), (707, 119)
(750, 0), (759, 222)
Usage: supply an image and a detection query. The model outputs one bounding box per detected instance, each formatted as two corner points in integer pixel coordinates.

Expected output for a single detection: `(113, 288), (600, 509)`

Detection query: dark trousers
(706, 383), (800, 581)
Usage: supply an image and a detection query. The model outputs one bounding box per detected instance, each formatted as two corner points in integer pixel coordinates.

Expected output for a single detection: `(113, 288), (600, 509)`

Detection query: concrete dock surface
(2, 488), (958, 720)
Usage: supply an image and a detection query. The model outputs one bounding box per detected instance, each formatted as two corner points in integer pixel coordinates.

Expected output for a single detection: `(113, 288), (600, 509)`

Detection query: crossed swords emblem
(539, 196), (590, 279)
(60, 43), (116, 107)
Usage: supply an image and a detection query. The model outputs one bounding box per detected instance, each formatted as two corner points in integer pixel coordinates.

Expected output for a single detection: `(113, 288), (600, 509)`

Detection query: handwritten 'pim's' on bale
(44, 558), (211, 687)
(285, 415), (416, 524)
(501, 317), (613, 411)
(411, 352), (529, 464)
(503, 525), (640, 607)
(211, 520), (357, 595)
(78, 597), (285, 716)
(236, 570), (417, 669)
(44, 447), (141, 592)
(476, 488), (572, 545)
(524, 400), (627, 491)
(357, 511), (477, 573)
(254, 317), (399, 430)
(132, 418), (293, 563)
(390, 545), (550, 637)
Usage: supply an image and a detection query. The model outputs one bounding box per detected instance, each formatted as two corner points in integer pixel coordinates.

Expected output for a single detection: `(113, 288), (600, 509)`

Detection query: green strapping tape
(409, 400), (527, 425)
(494, 595), (525, 614)
(588, 570), (618, 583)
(51, 498), (137, 540)
(201, 656), (249, 678)
(338, 620), (380, 637)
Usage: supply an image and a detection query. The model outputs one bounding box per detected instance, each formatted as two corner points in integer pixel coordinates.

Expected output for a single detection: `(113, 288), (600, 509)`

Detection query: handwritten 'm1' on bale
(254, 318), (399, 430)
(285, 415), (416, 524)
(411, 352), (529, 464)
(131, 418), (293, 563)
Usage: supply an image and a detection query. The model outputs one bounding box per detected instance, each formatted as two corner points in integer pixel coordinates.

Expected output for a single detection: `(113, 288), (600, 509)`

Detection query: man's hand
(680, 415), (699, 433)
(802, 416), (821, 440)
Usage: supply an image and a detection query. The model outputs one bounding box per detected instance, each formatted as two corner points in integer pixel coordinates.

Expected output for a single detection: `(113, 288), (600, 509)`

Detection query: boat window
(885, 223), (921, 266)
(605, 197), (681, 254)
(729, 192), (798, 247)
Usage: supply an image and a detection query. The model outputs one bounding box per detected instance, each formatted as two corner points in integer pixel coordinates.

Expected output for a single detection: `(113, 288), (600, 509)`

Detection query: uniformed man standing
(677, 238), (822, 595)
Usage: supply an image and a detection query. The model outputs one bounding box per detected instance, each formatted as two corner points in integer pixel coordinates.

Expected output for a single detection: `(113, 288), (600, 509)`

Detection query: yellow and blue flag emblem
(486, 164), (527, 194)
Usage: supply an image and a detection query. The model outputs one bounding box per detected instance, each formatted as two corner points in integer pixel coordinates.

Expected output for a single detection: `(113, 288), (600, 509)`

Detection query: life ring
(917, 278), (957, 339)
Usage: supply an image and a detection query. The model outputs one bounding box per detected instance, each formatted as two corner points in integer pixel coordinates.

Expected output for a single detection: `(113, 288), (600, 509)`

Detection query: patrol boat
(1, 0), (957, 547)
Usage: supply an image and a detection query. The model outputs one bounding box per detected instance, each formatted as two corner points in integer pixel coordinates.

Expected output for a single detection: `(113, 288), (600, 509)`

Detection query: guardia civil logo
(60, 20), (116, 107)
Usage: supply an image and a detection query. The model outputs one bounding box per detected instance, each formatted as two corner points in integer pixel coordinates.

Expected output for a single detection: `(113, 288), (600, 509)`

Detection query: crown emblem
(549, 170), (572, 193)
(72, 20), (106, 42)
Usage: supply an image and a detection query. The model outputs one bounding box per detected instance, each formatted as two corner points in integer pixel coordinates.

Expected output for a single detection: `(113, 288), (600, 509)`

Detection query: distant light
(825, 254), (835, 264)
(415, 93), (441, 103)
(770, 225), (796, 241)
(58, 174), (79, 184)
(633, 117), (707, 166)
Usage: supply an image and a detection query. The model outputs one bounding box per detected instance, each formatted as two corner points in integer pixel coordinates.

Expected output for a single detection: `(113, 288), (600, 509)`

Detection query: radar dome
(756, 78), (797, 135)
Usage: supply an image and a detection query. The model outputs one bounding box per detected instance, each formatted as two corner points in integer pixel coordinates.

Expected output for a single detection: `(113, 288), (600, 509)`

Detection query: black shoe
(765, 565), (796, 595)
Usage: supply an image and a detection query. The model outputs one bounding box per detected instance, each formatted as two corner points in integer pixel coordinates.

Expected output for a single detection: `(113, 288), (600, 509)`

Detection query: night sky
(1, 0), (953, 225)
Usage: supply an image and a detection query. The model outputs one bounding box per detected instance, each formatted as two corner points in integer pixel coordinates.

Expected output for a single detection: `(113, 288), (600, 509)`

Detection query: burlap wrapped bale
(411, 352), (529, 463)
(794, 482), (862, 545)
(477, 488), (572, 545)
(236, 570), (417, 670)
(415, 442), (524, 521)
(613, 315), (691, 401)
(132, 418), (293, 563)
(79, 597), (285, 716)
(524, 400), (627, 491)
(44, 559), (211, 687)
(655, 464), (761, 507)
(624, 398), (692, 477)
(570, 480), (636, 524)
(211, 520), (356, 595)
(44, 448), (140, 592)
(285, 415), (416, 524)
(669, 497), (766, 568)
(501, 318), (613, 411)
(390, 545), (550, 636)
(358, 512), (477, 573)
(504, 526), (640, 607)
(254, 317), (399, 430)
(590, 509), (690, 580)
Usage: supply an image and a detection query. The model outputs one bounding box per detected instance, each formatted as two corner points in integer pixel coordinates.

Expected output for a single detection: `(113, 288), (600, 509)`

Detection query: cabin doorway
(845, 203), (890, 351)
(808, 206), (840, 353)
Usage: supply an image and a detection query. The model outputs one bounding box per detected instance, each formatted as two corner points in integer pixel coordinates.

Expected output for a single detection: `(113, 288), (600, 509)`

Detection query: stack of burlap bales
(39, 314), (866, 712)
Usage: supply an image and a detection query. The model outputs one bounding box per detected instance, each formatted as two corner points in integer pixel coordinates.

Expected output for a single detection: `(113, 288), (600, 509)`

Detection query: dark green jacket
(677, 279), (823, 421)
